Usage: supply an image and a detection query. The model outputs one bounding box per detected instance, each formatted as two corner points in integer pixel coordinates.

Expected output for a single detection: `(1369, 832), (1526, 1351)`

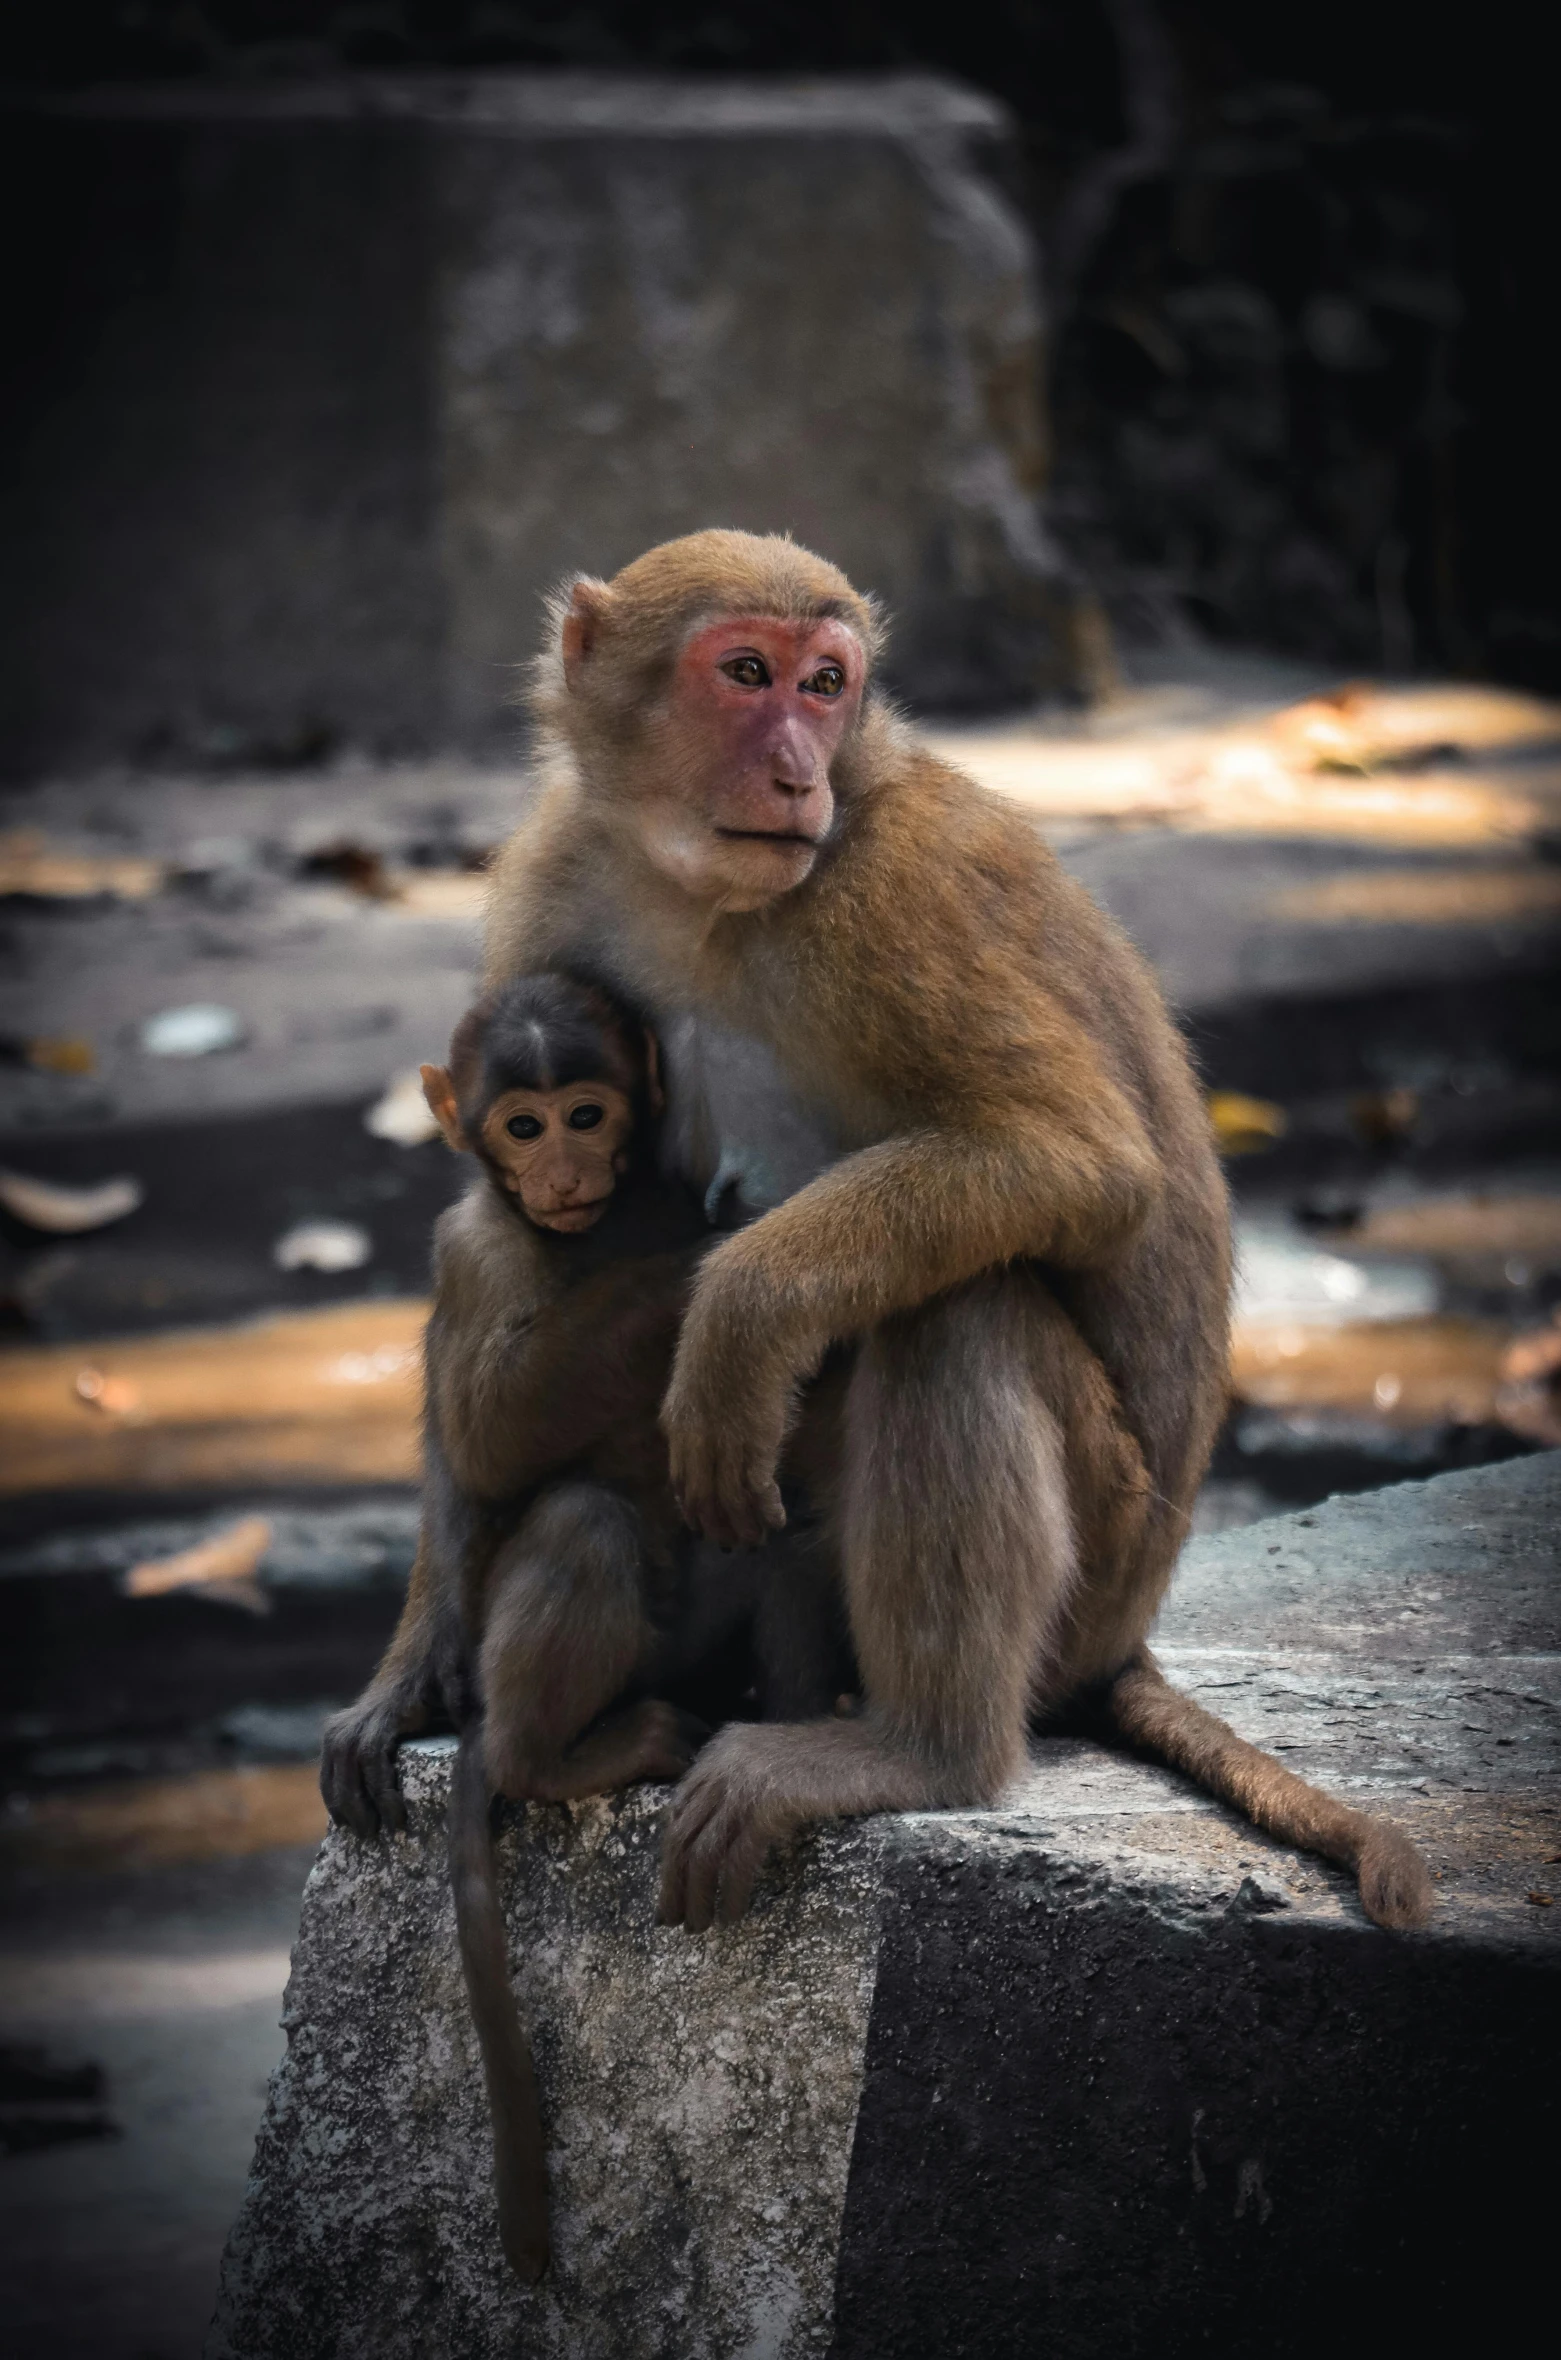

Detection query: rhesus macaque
(323, 972), (849, 2279)
(329, 528), (1430, 1958)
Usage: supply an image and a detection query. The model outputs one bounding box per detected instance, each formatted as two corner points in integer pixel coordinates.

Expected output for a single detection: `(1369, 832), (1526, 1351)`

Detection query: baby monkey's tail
(1103, 1648), (1433, 1932)
(450, 1724), (551, 2282)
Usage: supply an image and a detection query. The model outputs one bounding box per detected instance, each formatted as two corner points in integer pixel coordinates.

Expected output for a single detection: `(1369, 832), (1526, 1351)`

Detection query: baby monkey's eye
(567, 1103), (605, 1131)
(506, 1113), (544, 1141)
(721, 655), (770, 689)
(803, 663), (845, 697)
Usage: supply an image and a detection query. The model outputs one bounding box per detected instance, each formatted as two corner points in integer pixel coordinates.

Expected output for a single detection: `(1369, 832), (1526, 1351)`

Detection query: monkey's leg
(1020, 1282), (1173, 1703)
(323, 1440), (500, 1838)
(753, 1520), (855, 1722)
(449, 1724), (550, 2283)
(661, 1278), (1074, 1928)
(517, 1699), (706, 1802)
(481, 1484), (701, 1803)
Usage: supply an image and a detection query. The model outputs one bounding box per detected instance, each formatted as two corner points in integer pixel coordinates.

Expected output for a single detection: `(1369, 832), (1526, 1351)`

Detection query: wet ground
(1, 646), (1558, 2354)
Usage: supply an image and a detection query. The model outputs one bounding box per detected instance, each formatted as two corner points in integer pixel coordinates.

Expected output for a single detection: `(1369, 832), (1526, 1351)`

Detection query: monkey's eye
(506, 1113), (544, 1141)
(803, 663), (845, 698)
(567, 1103), (605, 1131)
(721, 655), (771, 689)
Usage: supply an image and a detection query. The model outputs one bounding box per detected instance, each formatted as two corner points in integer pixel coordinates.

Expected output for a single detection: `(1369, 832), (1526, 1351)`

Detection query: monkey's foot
(658, 1725), (800, 1929)
(491, 1698), (707, 1803)
(658, 1718), (947, 1931)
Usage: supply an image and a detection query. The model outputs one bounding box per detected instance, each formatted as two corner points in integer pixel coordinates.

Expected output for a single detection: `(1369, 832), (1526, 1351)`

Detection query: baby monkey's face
(480, 1081), (636, 1232)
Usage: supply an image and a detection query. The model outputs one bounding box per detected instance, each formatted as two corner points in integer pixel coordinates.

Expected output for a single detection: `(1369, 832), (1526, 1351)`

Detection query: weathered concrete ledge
(210, 1454), (1559, 2358)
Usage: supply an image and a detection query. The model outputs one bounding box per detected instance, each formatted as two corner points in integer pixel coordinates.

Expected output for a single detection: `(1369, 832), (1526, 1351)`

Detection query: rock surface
(2, 72), (1071, 779)
(210, 1453), (1559, 2358)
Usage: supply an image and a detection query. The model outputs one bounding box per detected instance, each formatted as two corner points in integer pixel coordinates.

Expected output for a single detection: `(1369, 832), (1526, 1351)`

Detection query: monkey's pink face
(640, 615), (865, 910)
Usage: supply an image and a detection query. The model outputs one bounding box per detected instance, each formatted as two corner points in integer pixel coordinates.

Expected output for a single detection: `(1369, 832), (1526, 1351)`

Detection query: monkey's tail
(1103, 1648), (1433, 1932)
(450, 1724), (551, 2282)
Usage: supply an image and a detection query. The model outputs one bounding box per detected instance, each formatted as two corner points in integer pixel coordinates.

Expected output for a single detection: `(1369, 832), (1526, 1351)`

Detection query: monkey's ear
(561, 578), (614, 684)
(420, 1065), (470, 1154)
(642, 1027), (665, 1116)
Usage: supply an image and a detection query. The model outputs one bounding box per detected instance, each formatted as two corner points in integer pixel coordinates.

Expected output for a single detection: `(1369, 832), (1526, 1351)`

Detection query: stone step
(208, 1453), (1559, 2358)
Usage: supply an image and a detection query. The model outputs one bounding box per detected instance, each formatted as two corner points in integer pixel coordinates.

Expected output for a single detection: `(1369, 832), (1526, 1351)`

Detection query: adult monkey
(338, 529), (1430, 1935)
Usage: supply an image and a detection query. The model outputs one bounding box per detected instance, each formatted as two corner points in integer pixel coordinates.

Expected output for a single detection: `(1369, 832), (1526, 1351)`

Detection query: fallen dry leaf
(19, 1036), (96, 1076)
(1525, 1891), (1554, 1907)
(1209, 1092), (1288, 1155)
(0, 1168), (143, 1235)
(386, 872), (487, 920)
(123, 1514), (274, 1613)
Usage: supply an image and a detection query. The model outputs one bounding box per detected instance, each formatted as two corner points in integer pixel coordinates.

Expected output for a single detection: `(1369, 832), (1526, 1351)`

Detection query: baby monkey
(413, 974), (848, 2281)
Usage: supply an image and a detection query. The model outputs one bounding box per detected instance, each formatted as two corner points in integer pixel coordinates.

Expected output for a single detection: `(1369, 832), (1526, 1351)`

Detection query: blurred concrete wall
(0, 73), (1075, 780)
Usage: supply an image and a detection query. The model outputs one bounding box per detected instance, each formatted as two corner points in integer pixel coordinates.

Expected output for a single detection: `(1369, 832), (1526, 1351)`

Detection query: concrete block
(209, 1452), (1559, 2359)
(1, 74), (1069, 780)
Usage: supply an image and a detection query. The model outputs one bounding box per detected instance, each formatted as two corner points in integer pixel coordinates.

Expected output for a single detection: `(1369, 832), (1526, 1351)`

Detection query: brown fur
(337, 526), (1429, 1948)
(494, 529), (1428, 1933)
(323, 982), (853, 2277)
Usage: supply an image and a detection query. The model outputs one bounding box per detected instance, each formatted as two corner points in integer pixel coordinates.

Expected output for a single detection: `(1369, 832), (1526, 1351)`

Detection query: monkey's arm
(320, 1522), (466, 1837)
(665, 1004), (1162, 1545)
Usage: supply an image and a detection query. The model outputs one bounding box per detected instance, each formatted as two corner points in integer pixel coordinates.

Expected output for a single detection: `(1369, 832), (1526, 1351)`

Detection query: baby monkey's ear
(420, 1064), (470, 1154)
(642, 1028), (665, 1116)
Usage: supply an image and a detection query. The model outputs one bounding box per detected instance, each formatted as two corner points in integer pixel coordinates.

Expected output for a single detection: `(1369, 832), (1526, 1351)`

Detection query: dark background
(5, 0), (1555, 692)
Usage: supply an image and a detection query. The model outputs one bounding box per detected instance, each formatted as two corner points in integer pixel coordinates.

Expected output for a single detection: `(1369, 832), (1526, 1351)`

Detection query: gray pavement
(3, 649), (1557, 1140)
(0, 1848), (315, 2360)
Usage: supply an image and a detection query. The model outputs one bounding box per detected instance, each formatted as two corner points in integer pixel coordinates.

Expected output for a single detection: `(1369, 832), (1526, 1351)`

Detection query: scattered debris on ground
(0, 1171), (143, 1235)
(138, 1005), (246, 1059)
(271, 1219), (372, 1274)
(122, 1516), (274, 1614)
(363, 1071), (444, 1146)
(1208, 1091), (1288, 1154)
(0, 1035), (95, 1078)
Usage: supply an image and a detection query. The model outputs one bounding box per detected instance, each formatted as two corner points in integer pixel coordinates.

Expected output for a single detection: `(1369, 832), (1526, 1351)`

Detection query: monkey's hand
(658, 1725), (806, 1929)
(320, 1690), (421, 1839)
(662, 1305), (793, 1549)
